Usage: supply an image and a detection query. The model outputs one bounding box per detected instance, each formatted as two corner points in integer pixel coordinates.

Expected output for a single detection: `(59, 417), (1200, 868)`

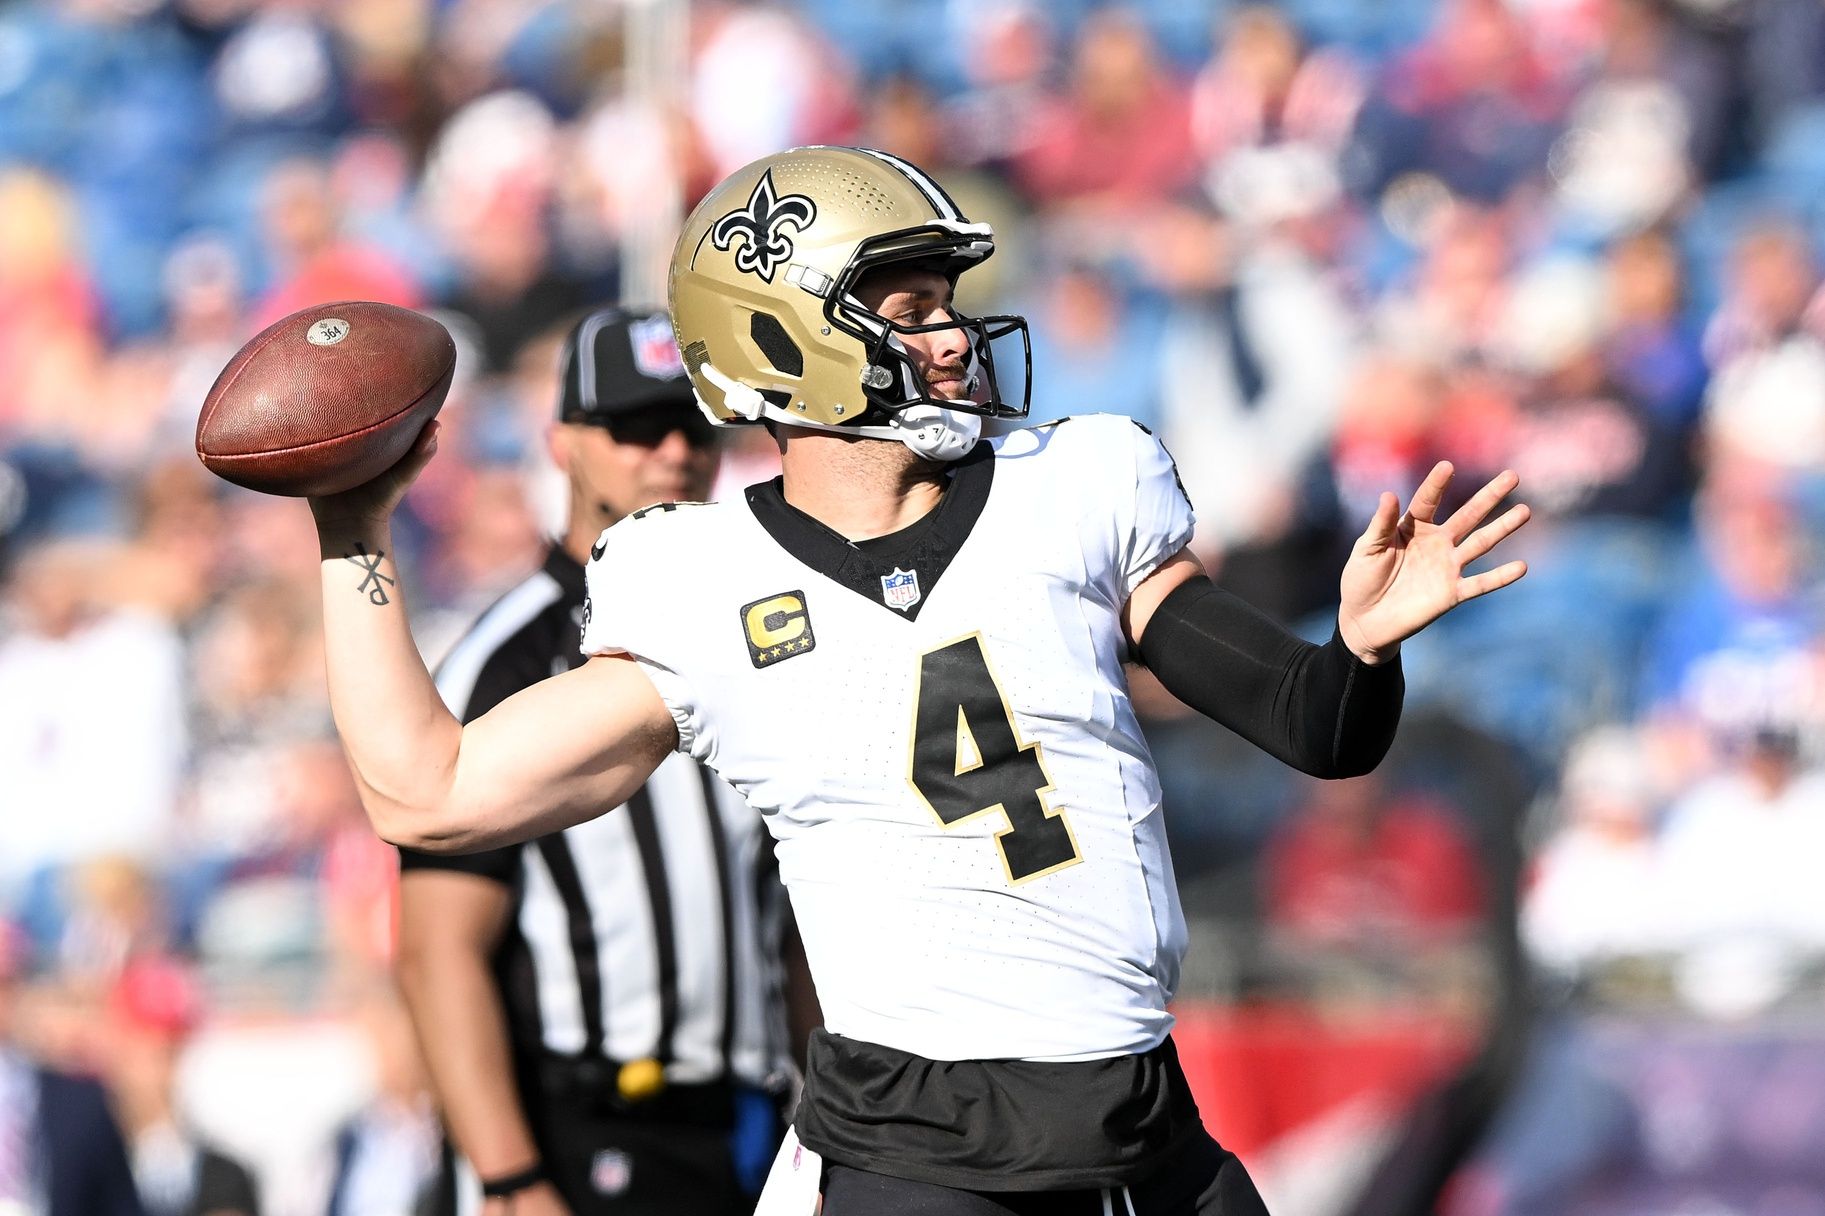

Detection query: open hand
(1336, 462), (1530, 664)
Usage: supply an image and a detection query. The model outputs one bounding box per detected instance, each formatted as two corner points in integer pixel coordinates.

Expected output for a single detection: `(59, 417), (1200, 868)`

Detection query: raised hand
(1336, 462), (1530, 664)
(308, 420), (441, 536)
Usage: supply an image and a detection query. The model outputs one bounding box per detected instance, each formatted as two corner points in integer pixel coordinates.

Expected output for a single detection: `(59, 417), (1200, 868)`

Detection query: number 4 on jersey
(908, 635), (1082, 884)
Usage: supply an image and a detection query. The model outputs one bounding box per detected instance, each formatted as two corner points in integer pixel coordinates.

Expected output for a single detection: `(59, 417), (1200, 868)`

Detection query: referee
(395, 307), (810, 1216)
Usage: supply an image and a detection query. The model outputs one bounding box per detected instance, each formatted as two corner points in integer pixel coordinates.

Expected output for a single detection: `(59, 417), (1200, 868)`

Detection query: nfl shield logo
(881, 567), (921, 612)
(591, 1148), (633, 1196)
(628, 315), (686, 380)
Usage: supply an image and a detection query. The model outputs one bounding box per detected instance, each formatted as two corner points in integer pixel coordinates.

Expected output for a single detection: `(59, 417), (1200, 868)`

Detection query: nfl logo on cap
(881, 567), (920, 612)
(628, 315), (686, 380)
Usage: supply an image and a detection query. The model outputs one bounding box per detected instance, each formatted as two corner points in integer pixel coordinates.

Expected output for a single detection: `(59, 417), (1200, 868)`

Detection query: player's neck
(778, 430), (947, 541)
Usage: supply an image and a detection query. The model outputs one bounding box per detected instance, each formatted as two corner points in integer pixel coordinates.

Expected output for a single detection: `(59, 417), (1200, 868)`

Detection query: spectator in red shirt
(253, 157), (421, 330)
(1014, 10), (1197, 212)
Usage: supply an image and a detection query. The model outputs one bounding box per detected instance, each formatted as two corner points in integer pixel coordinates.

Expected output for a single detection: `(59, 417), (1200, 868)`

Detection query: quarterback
(309, 147), (1529, 1215)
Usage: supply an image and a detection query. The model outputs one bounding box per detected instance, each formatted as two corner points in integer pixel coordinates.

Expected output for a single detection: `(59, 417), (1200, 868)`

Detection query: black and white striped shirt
(400, 546), (791, 1089)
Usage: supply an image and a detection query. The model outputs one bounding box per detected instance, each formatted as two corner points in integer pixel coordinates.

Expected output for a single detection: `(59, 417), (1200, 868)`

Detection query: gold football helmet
(668, 146), (1030, 459)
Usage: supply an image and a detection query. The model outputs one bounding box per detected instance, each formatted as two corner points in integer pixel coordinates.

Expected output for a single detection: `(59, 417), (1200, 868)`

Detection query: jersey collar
(743, 440), (994, 622)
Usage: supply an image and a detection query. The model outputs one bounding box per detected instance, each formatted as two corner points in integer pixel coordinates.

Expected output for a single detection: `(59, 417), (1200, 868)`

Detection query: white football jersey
(582, 414), (1195, 1063)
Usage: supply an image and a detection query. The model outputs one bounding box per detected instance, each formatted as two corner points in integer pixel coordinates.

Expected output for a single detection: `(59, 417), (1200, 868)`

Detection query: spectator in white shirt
(1523, 725), (1672, 974)
(0, 538), (187, 914)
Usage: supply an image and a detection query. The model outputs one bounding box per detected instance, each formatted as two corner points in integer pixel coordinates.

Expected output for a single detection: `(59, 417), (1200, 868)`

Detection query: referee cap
(558, 307), (696, 424)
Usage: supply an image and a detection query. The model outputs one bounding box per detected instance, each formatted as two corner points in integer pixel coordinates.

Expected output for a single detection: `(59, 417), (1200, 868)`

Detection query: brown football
(195, 300), (456, 497)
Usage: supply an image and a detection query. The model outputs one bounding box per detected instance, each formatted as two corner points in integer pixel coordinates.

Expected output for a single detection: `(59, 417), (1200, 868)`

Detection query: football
(195, 300), (456, 497)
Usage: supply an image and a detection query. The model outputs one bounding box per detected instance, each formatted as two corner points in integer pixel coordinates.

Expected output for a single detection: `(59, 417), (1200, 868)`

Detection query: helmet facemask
(831, 236), (1031, 422)
(838, 309), (1025, 461)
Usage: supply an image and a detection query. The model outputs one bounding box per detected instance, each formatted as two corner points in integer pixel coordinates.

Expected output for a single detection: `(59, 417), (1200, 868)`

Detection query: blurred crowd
(3, 0), (1825, 1211)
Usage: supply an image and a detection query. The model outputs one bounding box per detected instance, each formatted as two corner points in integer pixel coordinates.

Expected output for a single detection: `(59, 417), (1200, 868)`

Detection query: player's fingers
(1458, 559), (1528, 601)
(1456, 502), (1530, 564)
(357, 421), (439, 507)
(398, 420), (440, 470)
(1405, 461), (1454, 525)
(1442, 468), (1520, 542)
(1358, 490), (1401, 550)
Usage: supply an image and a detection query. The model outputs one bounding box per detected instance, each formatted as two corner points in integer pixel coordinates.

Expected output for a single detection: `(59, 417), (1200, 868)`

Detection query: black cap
(558, 307), (696, 423)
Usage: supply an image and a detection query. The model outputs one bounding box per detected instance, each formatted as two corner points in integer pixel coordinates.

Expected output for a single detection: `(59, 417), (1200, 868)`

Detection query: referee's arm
(396, 869), (561, 1209)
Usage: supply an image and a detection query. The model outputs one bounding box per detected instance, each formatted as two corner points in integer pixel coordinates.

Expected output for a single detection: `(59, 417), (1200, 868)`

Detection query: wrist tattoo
(344, 543), (397, 606)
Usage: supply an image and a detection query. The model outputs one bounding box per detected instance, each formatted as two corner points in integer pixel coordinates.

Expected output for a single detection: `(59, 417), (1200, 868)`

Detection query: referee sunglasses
(587, 404), (720, 450)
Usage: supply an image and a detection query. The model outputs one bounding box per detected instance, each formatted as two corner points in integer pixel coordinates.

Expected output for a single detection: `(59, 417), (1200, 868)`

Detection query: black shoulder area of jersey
(590, 500), (715, 564)
(1035, 413), (1158, 435)
(744, 440), (994, 621)
(624, 500), (715, 524)
(1026, 414), (1165, 444)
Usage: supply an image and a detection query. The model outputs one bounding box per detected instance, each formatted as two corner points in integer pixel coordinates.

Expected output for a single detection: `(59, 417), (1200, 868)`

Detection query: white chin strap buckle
(893, 403), (981, 461)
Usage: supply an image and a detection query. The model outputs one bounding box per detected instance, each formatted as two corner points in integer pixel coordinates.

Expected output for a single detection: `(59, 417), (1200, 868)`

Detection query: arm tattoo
(344, 543), (397, 606)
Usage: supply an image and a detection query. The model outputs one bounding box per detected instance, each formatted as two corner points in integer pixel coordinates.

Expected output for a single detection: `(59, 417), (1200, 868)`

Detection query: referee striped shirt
(399, 546), (791, 1089)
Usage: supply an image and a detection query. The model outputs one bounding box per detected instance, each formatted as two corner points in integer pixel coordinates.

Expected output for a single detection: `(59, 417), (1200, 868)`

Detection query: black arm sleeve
(1136, 575), (1404, 779)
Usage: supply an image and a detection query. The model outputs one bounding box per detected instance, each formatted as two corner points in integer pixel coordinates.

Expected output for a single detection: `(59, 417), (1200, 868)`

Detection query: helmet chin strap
(753, 400), (983, 461)
(697, 359), (768, 421)
(889, 402), (981, 461)
(696, 354), (984, 461)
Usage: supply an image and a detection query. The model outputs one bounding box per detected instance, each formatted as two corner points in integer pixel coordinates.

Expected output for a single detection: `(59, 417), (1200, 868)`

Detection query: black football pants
(819, 1129), (1271, 1216)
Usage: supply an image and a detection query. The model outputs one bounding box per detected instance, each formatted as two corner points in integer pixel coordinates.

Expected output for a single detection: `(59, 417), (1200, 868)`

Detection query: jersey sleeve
(578, 516), (706, 757)
(1110, 418), (1196, 599)
(578, 519), (638, 660)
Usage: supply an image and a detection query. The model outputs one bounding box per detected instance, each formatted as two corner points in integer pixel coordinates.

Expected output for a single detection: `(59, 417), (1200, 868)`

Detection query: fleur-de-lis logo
(710, 171), (817, 283)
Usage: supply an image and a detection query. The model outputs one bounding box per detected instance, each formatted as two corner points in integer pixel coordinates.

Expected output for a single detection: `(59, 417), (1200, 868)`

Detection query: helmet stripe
(854, 148), (961, 221)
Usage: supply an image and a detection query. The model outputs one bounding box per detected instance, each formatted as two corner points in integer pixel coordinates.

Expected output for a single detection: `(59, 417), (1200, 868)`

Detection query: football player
(308, 147), (1530, 1215)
